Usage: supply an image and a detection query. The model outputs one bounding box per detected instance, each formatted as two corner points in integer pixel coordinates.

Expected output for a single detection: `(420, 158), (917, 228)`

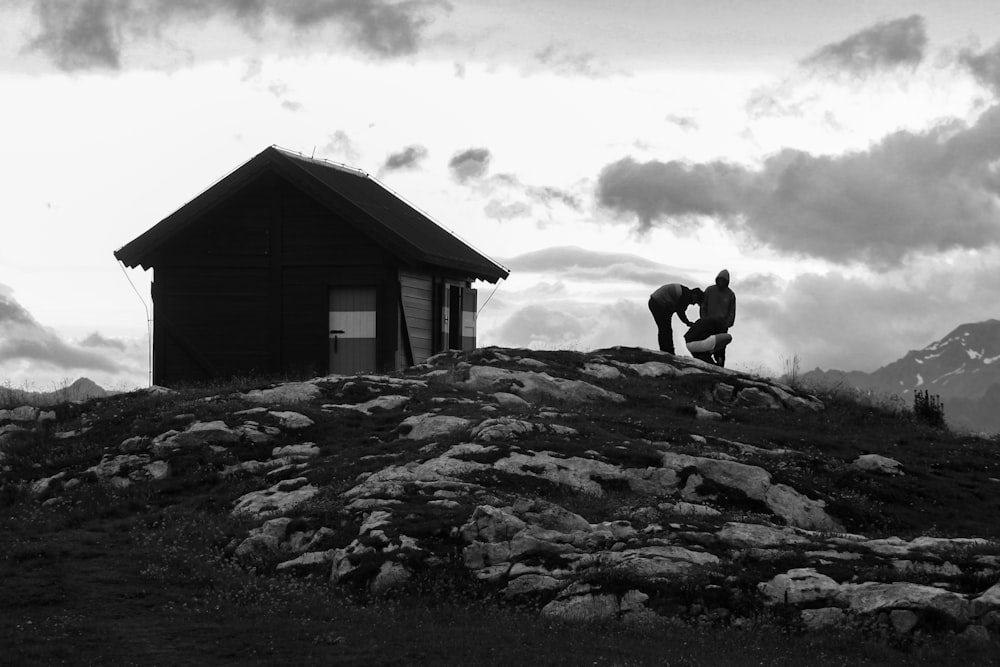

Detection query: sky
(3, 0), (1000, 391)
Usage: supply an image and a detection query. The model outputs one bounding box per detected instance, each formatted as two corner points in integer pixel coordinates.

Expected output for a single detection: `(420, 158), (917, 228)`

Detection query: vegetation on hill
(2, 347), (999, 666)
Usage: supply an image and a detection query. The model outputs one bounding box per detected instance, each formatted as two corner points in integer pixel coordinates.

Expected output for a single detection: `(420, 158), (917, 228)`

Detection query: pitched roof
(114, 145), (510, 282)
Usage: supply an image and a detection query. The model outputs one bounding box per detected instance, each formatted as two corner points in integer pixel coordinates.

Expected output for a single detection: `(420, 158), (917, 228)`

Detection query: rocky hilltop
(3, 346), (1000, 662)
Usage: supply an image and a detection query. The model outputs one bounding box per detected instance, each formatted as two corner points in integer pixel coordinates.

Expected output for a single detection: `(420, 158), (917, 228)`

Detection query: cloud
(958, 41), (1000, 96)
(321, 130), (360, 163)
(18, 0), (451, 71)
(381, 144), (429, 173)
(484, 199), (531, 221)
(801, 14), (927, 77)
(531, 42), (619, 78)
(487, 299), (653, 352)
(449, 147), (491, 183)
(502, 246), (690, 286)
(665, 114), (698, 131)
(79, 331), (127, 351)
(0, 290), (122, 373)
(526, 185), (581, 211)
(748, 16), (928, 119)
(494, 305), (586, 347)
(597, 105), (1000, 267)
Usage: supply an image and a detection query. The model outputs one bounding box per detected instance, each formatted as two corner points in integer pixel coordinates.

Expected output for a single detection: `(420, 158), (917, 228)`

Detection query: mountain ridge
(800, 319), (1000, 433)
(0, 377), (108, 407)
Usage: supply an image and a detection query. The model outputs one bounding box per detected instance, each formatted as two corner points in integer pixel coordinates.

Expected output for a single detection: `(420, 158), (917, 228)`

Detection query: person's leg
(685, 335), (715, 364)
(712, 334), (733, 367)
(648, 298), (675, 354)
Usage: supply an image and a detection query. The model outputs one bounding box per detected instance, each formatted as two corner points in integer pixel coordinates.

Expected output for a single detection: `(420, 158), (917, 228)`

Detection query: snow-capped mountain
(800, 320), (1000, 433)
(869, 319), (1000, 399)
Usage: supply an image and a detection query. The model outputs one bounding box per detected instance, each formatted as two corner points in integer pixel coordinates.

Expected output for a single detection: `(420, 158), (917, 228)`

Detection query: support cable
(117, 261), (153, 387)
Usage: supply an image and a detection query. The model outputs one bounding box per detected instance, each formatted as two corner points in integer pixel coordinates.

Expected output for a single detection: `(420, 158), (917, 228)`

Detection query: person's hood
(716, 269), (730, 288)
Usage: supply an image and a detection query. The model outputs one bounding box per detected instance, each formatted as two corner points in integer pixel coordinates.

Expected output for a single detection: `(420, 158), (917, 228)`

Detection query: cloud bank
(18, 0), (451, 70)
(801, 14), (927, 77)
(0, 288), (123, 373)
(597, 105), (1000, 267)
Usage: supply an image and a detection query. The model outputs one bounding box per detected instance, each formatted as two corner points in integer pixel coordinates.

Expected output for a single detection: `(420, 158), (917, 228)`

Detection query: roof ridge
(270, 144), (368, 178)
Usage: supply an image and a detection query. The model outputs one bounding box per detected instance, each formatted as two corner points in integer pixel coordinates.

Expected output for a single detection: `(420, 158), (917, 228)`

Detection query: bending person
(684, 316), (732, 366)
(647, 284), (704, 355)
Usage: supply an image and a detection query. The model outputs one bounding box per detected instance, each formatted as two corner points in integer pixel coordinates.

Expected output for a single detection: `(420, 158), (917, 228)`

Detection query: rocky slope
(3, 346), (1000, 644)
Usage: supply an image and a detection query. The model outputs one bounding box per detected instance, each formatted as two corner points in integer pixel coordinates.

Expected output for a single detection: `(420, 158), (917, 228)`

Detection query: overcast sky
(3, 0), (1000, 390)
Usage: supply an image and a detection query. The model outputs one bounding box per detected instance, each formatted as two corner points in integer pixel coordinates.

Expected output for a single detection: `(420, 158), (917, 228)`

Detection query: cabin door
(328, 286), (377, 374)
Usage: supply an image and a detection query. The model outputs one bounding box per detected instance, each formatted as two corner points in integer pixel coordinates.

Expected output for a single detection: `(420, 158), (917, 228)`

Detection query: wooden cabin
(114, 146), (509, 386)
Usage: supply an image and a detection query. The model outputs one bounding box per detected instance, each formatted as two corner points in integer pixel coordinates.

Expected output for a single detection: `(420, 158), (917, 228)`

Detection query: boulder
(735, 387), (781, 410)
(502, 574), (565, 599)
(269, 411), (314, 430)
(759, 568), (842, 606)
(472, 417), (535, 442)
(232, 477), (319, 518)
(370, 561), (411, 596)
(244, 382), (321, 404)
(276, 550), (335, 576)
(457, 366), (625, 405)
(541, 585), (652, 623)
(541, 590), (620, 623)
(841, 582), (971, 625)
(629, 362), (680, 377)
(461, 505), (527, 543)
(272, 443), (320, 459)
(399, 413), (472, 441)
(580, 545), (720, 580)
(152, 420), (240, 456)
(716, 522), (813, 548)
(120, 436), (151, 453)
(852, 454), (903, 475)
(663, 453), (842, 531)
(30, 471), (67, 498)
(323, 395), (410, 414)
(580, 363), (622, 380)
(972, 582), (1000, 617)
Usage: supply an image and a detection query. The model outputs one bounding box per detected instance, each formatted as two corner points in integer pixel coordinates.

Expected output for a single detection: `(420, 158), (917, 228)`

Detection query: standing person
(648, 284), (704, 354)
(700, 269), (736, 366)
(684, 316), (732, 365)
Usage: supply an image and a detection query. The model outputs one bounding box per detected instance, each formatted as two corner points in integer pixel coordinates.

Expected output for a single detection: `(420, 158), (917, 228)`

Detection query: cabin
(114, 145), (509, 386)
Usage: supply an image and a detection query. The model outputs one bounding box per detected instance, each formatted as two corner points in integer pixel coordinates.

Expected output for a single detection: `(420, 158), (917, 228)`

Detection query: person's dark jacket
(700, 271), (736, 330)
(684, 317), (726, 343)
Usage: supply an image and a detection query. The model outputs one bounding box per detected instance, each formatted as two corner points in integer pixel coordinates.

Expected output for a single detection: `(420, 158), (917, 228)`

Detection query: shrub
(913, 390), (946, 428)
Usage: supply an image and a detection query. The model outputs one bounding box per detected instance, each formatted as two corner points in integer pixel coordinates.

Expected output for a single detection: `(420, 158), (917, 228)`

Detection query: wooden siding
(399, 270), (434, 364)
(152, 267), (270, 385)
(152, 177), (274, 268)
(279, 180), (383, 264)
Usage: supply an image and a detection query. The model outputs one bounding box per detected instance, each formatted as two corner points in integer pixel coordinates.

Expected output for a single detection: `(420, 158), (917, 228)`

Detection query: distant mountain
(800, 319), (1000, 434)
(0, 377), (108, 408)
